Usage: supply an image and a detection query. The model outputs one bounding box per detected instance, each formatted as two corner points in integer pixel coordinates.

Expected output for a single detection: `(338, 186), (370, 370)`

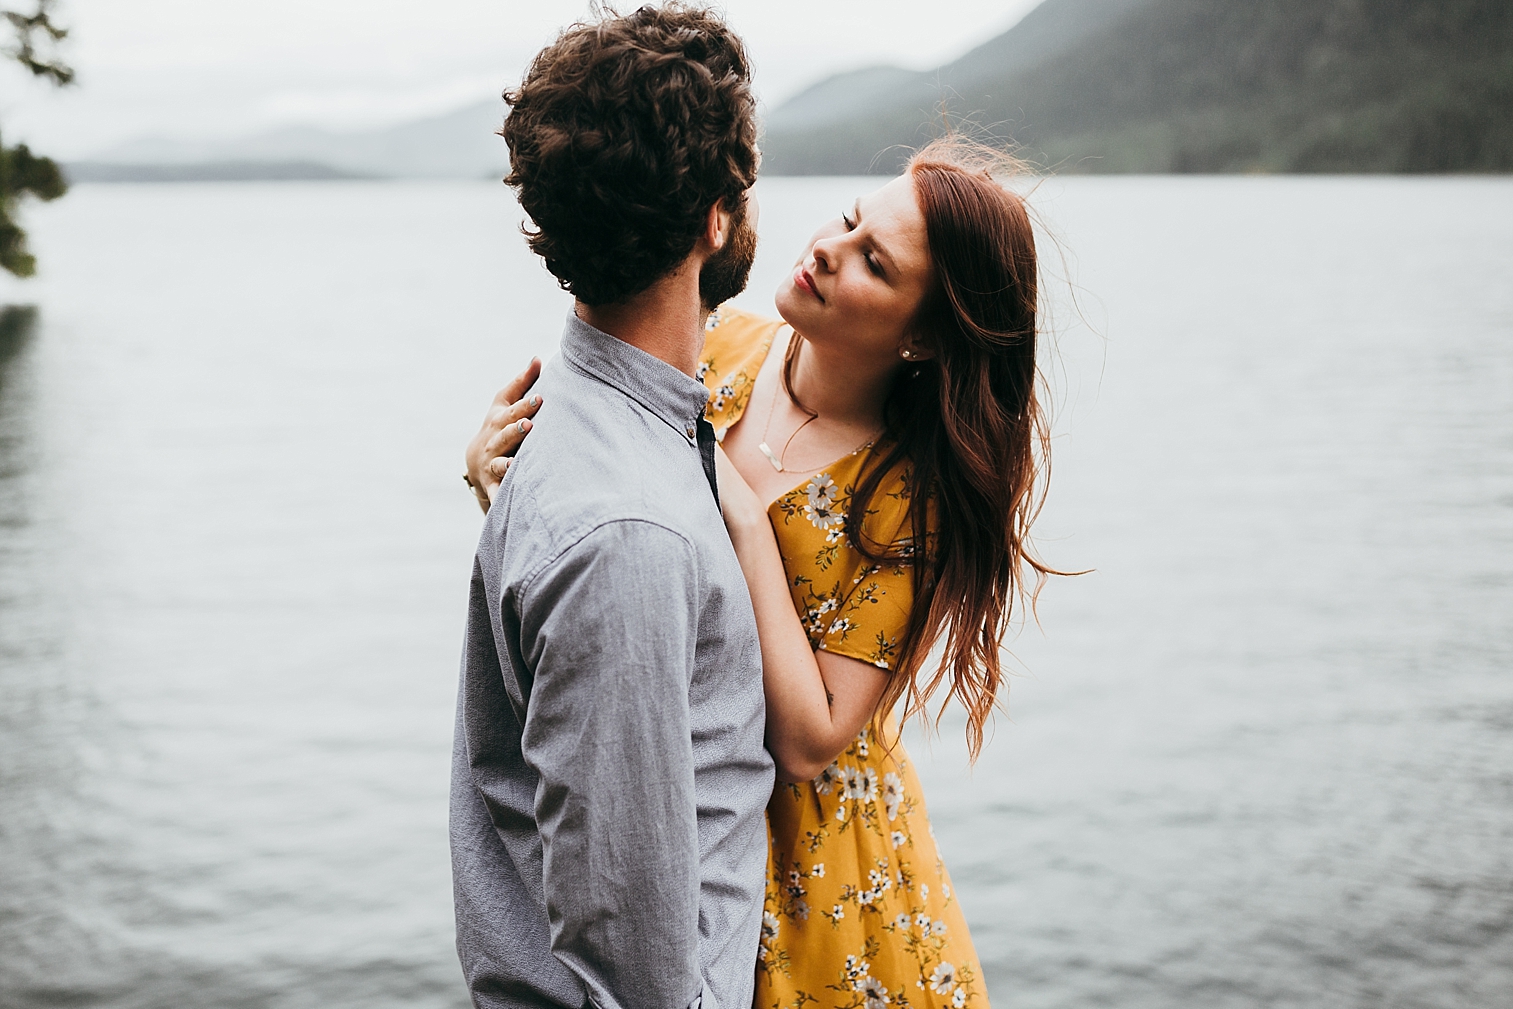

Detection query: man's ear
(703, 200), (732, 253)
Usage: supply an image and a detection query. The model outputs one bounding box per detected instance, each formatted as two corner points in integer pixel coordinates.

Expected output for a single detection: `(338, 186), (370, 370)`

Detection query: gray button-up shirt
(451, 313), (773, 1009)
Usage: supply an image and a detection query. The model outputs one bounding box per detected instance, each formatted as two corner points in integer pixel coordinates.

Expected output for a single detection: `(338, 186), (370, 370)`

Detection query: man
(450, 6), (771, 1009)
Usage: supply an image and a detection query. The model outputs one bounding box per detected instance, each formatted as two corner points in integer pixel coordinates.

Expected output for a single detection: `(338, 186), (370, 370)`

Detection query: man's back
(451, 314), (773, 1009)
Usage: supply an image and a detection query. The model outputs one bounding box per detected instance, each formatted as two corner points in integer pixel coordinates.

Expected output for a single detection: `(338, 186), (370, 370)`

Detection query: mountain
(65, 161), (375, 183)
(763, 66), (923, 135)
(84, 100), (509, 180)
(760, 0), (1155, 171)
(759, 0), (1513, 174)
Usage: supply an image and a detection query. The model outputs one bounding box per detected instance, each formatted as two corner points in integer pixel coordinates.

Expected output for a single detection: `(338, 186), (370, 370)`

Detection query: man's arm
(517, 519), (706, 1009)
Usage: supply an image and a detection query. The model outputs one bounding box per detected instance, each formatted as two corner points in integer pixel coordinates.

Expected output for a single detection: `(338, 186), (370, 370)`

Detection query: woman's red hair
(845, 138), (1056, 760)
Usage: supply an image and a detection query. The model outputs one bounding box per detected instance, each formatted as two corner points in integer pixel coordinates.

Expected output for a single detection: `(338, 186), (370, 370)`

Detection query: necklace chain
(756, 333), (879, 474)
(757, 365), (816, 473)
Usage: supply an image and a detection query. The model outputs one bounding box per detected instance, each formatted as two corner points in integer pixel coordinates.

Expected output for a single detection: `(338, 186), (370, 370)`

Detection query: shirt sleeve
(516, 519), (705, 1009)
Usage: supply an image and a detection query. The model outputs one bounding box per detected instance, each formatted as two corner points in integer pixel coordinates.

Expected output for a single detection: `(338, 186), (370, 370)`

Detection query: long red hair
(840, 139), (1056, 759)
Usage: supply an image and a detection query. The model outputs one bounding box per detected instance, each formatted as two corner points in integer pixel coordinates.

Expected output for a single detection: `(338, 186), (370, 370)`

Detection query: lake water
(0, 176), (1509, 1009)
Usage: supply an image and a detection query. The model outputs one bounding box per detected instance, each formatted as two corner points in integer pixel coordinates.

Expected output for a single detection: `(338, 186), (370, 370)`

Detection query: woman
(467, 140), (1053, 1009)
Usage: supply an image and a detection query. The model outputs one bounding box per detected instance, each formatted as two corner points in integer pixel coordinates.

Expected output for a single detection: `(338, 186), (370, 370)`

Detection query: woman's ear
(898, 337), (935, 362)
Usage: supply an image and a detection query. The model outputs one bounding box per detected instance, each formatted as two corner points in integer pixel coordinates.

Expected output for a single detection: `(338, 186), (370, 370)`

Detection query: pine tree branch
(4, 1), (74, 87)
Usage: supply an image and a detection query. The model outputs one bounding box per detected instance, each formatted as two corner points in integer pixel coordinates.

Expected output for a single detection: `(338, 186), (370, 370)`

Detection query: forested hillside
(759, 0), (1513, 173)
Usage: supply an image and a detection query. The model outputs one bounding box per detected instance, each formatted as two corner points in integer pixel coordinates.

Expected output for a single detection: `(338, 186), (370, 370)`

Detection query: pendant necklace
(756, 337), (880, 474)
(757, 350), (815, 473)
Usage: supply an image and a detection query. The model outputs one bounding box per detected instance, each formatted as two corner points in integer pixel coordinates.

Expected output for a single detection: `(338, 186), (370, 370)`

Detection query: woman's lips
(794, 266), (823, 302)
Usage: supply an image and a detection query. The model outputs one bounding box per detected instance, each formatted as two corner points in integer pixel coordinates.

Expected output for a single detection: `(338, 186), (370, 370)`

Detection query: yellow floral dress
(699, 306), (988, 1009)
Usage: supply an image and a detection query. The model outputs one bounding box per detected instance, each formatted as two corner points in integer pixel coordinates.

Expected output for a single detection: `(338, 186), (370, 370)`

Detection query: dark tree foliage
(1, 0), (70, 277)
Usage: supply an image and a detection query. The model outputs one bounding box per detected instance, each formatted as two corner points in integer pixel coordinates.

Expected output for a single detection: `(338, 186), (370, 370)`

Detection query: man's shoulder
(524, 516), (700, 604)
(485, 363), (716, 587)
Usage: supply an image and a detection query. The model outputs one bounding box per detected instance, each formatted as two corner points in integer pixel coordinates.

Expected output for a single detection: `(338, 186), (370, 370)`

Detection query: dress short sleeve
(770, 456), (927, 673)
(816, 553), (916, 670)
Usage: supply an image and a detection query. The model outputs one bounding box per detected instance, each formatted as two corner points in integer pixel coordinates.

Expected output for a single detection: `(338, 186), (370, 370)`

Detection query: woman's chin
(772, 282), (807, 329)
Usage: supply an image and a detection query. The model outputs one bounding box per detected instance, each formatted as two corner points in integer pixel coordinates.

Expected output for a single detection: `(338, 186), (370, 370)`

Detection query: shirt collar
(559, 311), (710, 443)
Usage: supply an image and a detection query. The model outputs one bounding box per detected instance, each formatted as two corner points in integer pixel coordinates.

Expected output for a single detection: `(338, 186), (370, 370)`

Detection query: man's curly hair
(500, 4), (759, 306)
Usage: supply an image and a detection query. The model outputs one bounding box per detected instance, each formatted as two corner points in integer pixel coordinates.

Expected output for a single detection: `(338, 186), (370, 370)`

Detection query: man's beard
(699, 205), (758, 311)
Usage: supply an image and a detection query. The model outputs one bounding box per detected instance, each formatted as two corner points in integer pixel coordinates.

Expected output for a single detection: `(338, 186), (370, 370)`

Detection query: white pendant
(757, 441), (784, 472)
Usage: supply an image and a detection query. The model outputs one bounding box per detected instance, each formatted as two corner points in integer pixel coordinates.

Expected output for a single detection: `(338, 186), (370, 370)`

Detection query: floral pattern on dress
(698, 304), (776, 426)
(698, 305), (987, 1009)
(760, 728), (983, 1009)
(772, 470), (914, 670)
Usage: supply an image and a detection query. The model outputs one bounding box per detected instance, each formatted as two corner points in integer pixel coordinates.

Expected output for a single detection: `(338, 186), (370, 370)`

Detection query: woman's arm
(463, 358), (544, 513)
(713, 449), (890, 783)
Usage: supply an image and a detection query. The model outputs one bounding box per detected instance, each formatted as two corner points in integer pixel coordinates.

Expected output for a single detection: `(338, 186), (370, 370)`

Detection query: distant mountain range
(66, 160), (376, 183)
(68, 0), (1511, 182)
(760, 0), (1513, 174)
(68, 101), (509, 182)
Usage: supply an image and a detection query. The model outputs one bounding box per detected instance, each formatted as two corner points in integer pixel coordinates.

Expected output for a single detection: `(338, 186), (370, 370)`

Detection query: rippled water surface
(1, 177), (1510, 1008)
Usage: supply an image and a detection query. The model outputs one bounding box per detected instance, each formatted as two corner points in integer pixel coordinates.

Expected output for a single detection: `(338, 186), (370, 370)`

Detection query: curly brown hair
(500, 4), (759, 306)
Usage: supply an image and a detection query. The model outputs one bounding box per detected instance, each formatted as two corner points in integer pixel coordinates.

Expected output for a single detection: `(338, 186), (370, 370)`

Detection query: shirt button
(686, 425), (697, 439)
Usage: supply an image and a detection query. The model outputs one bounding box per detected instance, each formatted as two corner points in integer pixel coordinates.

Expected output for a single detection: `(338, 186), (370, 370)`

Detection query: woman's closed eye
(840, 212), (885, 278)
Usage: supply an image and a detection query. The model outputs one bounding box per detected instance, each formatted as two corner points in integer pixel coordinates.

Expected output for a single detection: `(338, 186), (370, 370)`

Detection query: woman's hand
(713, 445), (768, 536)
(464, 357), (543, 514)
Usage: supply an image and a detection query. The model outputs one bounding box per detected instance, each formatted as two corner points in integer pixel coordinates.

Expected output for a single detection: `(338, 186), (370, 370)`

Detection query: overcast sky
(0, 0), (1045, 158)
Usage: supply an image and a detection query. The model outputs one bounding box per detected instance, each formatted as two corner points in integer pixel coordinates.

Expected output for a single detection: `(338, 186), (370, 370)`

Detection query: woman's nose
(811, 237), (837, 272)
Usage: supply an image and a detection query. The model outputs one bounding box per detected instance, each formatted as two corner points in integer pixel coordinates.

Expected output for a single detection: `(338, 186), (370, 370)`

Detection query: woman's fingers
(465, 357), (543, 515)
(479, 458), (510, 505)
(471, 387), (542, 475)
(485, 398), (541, 458)
(488, 386), (544, 438)
(486, 419), (530, 458)
(481, 363), (541, 432)
(498, 357), (543, 409)
(480, 359), (543, 441)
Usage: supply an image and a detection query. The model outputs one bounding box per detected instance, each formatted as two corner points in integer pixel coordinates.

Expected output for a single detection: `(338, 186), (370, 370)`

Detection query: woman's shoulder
(699, 304), (784, 428)
(706, 302), (781, 334)
(700, 304), (782, 374)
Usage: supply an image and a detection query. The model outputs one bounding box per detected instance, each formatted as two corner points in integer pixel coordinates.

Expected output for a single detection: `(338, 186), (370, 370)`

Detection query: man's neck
(576, 262), (707, 378)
